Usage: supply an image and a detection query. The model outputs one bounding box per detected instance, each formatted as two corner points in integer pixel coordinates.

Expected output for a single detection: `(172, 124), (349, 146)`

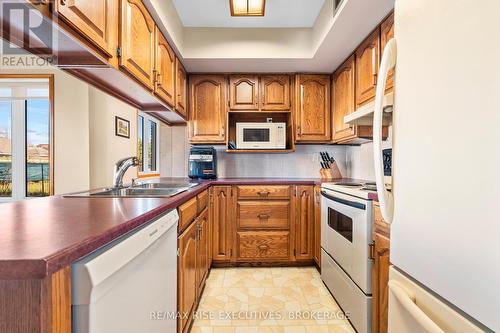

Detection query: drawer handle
(257, 214), (270, 220)
(258, 245), (269, 251)
(257, 191), (270, 197)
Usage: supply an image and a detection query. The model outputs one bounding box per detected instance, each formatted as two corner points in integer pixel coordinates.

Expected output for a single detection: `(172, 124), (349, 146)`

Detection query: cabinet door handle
(373, 73), (378, 86)
(156, 73), (162, 87)
(257, 191), (270, 197)
(257, 214), (270, 220)
(369, 241), (375, 261)
(258, 245), (269, 251)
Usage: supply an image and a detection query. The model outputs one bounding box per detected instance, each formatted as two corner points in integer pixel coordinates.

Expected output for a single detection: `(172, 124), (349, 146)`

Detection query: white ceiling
(172, 0), (325, 28)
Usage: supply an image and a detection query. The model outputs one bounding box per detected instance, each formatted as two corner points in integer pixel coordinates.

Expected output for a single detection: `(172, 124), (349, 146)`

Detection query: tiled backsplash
(214, 145), (347, 178)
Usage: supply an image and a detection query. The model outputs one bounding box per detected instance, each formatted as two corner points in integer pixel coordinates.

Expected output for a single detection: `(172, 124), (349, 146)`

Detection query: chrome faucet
(113, 157), (140, 188)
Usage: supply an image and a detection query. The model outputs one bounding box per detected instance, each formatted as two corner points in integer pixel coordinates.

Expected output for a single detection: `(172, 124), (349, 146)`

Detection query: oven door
(321, 188), (373, 294)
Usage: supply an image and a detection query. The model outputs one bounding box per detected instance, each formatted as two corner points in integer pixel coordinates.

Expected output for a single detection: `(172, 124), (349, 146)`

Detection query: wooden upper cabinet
(212, 186), (233, 262)
(55, 0), (118, 58)
(295, 186), (314, 261)
(295, 75), (331, 142)
(332, 55), (356, 143)
(380, 12), (395, 93)
(189, 75), (227, 143)
(260, 75), (291, 111)
(178, 220), (198, 333)
(355, 29), (380, 108)
(154, 28), (176, 107)
(229, 75), (259, 110)
(175, 58), (187, 118)
(119, 0), (155, 89)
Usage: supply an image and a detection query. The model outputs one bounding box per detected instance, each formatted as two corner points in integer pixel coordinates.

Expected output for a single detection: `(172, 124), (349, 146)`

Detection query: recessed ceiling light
(230, 0), (266, 17)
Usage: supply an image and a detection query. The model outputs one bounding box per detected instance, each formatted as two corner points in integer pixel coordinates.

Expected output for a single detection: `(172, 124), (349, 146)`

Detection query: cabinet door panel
(295, 186), (314, 260)
(189, 75), (227, 143)
(260, 75), (290, 111)
(175, 58), (187, 118)
(120, 0), (155, 89)
(212, 186), (232, 262)
(56, 0), (117, 57)
(155, 28), (176, 107)
(372, 232), (390, 333)
(178, 221), (198, 333)
(229, 75), (259, 110)
(355, 29), (380, 108)
(313, 185), (321, 267)
(295, 75), (331, 142)
(380, 13), (395, 93)
(332, 55), (356, 142)
(196, 208), (209, 295)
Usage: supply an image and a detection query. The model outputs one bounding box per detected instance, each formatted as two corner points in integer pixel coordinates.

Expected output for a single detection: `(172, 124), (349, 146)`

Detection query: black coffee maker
(188, 147), (217, 179)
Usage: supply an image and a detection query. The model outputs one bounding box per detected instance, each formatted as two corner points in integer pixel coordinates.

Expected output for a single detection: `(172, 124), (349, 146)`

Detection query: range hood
(344, 92), (394, 126)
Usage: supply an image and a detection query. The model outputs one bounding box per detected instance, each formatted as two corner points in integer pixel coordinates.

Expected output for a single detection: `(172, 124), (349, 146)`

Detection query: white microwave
(236, 122), (286, 149)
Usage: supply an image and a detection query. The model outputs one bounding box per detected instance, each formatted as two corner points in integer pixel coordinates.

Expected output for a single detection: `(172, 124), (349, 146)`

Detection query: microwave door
(238, 127), (273, 149)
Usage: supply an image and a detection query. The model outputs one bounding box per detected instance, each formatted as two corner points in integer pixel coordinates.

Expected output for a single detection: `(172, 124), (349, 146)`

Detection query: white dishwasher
(72, 209), (179, 333)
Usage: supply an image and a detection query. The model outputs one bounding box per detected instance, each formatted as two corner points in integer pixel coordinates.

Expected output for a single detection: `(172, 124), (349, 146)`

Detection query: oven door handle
(321, 191), (366, 210)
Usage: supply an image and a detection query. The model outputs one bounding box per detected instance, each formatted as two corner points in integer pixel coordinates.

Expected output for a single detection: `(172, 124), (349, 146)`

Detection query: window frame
(137, 111), (160, 177)
(0, 74), (54, 202)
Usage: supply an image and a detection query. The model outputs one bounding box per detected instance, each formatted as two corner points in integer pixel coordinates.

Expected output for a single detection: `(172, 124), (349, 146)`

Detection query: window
(137, 112), (159, 175)
(0, 76), (52, 202)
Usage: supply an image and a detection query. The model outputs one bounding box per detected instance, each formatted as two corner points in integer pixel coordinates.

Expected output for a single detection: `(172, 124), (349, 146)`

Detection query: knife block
(320, 161), (343, 180)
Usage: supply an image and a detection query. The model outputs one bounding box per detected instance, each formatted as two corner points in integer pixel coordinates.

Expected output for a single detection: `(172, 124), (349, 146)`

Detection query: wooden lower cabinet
(313, 185), (321, 267)
(178, 219), (198, 333)
(211, 186), (233, 262)
(178, 190), (211, 333)
(372, 203), (391, 333)
(295, 186), (314, 261)
(196, 208), (210, 296)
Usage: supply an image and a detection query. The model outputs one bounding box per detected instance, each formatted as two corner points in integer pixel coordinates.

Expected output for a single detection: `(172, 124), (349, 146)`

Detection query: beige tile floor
(190, 267), (355, 333)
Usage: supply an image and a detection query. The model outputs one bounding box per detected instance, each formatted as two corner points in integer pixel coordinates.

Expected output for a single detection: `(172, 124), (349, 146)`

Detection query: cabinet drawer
(237, 185), (290, 199)
(197, 190), (209, 214)
(237, 201), (290, 229)
(178, 197), (197, 232)
(236, 231), (290, 261)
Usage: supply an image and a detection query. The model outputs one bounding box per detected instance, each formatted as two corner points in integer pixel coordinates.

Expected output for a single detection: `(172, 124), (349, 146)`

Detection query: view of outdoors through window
(148, 119), (157, 171)
(138, 115), (144, 172)
(0, 101), (12, 197)
(26, 100), (50, 196)
(0, 78), (51, 200)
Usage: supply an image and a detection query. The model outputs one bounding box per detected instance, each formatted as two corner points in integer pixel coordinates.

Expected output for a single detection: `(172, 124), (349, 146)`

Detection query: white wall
(88, 87), (138, 189)
(160, 125), (189, 178)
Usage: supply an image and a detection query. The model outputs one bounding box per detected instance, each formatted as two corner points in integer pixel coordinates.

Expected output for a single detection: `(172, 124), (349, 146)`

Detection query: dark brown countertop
(1, 178), (346, 280)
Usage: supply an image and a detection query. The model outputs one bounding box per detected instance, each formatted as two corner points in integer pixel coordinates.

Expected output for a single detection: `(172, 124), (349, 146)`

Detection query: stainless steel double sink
(65, 182), (199, 198)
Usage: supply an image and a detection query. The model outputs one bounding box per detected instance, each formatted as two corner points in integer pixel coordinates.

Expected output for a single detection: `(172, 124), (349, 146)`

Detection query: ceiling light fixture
(230, 0), (266, 17)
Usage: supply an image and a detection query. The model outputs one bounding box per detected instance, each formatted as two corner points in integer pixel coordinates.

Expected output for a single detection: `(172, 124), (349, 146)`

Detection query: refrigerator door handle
(373, 38), (397, 224)
(388, 280), (446, 333)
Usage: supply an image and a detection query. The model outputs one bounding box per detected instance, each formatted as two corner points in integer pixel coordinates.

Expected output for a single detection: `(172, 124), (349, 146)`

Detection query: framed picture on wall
(115, 116), (130, 138)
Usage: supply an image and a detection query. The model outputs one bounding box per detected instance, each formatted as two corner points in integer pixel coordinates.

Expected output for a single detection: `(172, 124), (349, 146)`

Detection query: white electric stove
(320, 181), (377, 333)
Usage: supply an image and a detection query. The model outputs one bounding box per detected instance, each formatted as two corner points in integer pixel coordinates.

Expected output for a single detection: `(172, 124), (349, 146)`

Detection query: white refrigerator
(372, 0), (500, 332)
